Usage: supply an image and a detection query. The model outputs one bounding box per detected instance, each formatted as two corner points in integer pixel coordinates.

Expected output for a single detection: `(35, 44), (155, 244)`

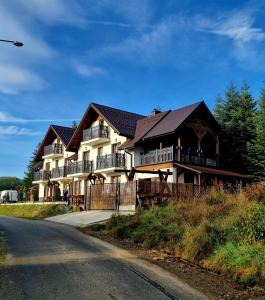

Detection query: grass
(0, 232), (6, 266)
(88, 185), (265, 288)
(0, 203), (68, 220)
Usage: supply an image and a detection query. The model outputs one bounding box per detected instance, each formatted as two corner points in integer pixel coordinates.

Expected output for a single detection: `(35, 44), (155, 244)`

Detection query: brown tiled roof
(144, 102), (203, 139)
(120, 110), (170, 149)
(122, 101), (218, 148)
(35, 125), (75, 160)
(92, 103), (145, 137)
(174, 163), (247, 178)
(67, 102), (145, 152)
(51, 125), (75, 146)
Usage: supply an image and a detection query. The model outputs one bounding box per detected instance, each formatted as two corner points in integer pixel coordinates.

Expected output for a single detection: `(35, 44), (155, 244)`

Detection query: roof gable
(35, 125), (75, 160)
(67, 102), (145, 152)
(143, 101), (219, 140)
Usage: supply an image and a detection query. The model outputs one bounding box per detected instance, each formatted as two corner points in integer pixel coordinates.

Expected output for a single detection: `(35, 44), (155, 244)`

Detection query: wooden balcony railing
(83, 125), (109, 142)
(139, 146), (218, 167)
(33, 170), (50, 181)
(67, 160), (93, 175)
(51, 166), (68, 179)
(96, 153), (125, 170)
(44, 143), (63, 156)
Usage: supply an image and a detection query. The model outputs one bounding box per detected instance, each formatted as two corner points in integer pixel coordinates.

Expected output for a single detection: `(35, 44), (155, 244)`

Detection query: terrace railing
(83, 125), (109, 142)
(67, 160), (93, 175)
(33, 170), (50, 181)
(139, 146), (218, 167)
(44, 143), (63, 156)
(51, 166), (68, 179)
(96, 153), (125, 170)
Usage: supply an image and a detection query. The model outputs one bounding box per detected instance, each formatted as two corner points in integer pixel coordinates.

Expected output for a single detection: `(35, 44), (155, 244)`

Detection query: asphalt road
(0, 216), (208, 300)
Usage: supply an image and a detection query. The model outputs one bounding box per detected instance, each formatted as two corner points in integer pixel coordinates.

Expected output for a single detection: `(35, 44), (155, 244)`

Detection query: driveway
(0, 216), (208, 300)
(46, 210), (134, 227)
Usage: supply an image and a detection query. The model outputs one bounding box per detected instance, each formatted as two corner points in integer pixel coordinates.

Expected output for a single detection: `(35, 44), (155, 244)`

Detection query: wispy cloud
(197, 11), (265, 43)
(73, 62), (106, 77)
(0, 126), (40, 136)
(0, 65), (45, 95)
(102, 16), (179, 65)
(0, 112), (77, 123)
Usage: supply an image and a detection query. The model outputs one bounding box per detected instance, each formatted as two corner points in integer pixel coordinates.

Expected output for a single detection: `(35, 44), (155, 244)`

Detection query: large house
(33, 101), (245, 202)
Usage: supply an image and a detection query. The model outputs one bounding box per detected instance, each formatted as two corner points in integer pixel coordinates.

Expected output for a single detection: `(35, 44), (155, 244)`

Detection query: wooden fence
(81, 181), (207, 211)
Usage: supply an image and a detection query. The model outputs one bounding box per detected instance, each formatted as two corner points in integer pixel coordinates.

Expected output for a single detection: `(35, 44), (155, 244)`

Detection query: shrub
(243, 184), (265, 203)
(242, 204), (265, 242)
(204, 242), (265, 286)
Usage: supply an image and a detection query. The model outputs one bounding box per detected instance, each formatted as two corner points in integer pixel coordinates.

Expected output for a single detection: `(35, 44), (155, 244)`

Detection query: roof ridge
(51, 124), (74, 130)
(91, 102), (146, 118)
(140, 110), (171, 140)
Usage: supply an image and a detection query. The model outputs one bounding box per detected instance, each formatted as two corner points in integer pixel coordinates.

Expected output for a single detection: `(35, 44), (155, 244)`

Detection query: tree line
(214, 81), (265, 180)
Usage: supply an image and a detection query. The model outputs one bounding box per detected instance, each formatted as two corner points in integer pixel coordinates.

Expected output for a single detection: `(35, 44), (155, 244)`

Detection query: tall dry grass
(95, 184), (265, 287)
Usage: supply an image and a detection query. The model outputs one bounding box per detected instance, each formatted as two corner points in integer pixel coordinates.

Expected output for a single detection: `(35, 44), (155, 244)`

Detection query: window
(55, 160), (59, 168)
(45, 162), (50, 171)
(83, 150), (90, 161)
(98, 147), (103, 157)
(112, 143), (121, 154)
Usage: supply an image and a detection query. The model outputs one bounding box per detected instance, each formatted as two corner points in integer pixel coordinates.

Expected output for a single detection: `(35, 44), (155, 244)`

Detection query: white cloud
(73, 62), (106, 77)
(197, 11), (265, 43)
(0, 65), (45, 95)
(102, 16), (179, 64)
(0, 0), (86, 95)
(94, 0), (153, 27)
(0, 126), (40, 136)
(0, 111), (77, 123)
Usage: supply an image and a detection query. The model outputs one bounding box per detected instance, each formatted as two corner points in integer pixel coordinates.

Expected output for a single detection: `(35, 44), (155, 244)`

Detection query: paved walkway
(46, 210), (134, 227)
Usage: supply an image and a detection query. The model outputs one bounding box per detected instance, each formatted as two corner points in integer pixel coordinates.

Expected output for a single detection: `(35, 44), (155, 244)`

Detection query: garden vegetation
(91, 185), (265, 288)
(0, 204), (68, 220)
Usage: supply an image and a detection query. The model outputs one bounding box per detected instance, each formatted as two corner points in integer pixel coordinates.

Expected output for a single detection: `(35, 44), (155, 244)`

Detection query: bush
(244, 184), (265, 203)
(242, 204), (265, 242)
(204, 242), (265, 286)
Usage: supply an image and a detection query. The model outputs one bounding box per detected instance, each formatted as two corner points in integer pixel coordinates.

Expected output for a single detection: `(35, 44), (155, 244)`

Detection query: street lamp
(0, 39), (23, 47)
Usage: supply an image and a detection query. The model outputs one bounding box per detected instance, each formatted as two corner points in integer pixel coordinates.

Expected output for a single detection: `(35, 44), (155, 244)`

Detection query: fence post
(116, 182), (120, 211)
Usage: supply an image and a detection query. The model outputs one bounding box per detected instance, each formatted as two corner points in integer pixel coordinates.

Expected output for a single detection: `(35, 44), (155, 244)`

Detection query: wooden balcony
(51, 166), (68, 179)
(96, 153), (125, 172)
(67, 160), (93, 176)
(33, 170), (50, 182)
(139, 146), (218, 167)
(82, 125), (109, 146)
(43, 143), (63, 158)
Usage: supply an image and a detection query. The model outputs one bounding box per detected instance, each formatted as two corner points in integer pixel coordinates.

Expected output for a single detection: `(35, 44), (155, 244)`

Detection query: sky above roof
(1, 0), (265, 177)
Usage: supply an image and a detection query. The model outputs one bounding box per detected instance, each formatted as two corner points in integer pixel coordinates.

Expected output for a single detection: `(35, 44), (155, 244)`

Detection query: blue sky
(1, 0), (265, 178)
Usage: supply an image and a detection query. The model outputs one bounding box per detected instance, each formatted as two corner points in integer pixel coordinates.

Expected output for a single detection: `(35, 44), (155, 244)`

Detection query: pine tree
(23, 145), (39, 199)
(72, 121), (78, 129)
(214, 82), (256, 173)
(249, 82), (265, 180)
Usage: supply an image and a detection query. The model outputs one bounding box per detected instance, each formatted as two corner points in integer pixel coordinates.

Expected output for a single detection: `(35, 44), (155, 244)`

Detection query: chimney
(151, 107), (162, 116)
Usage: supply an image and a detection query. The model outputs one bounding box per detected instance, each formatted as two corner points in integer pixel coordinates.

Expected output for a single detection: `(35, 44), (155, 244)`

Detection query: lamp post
(0, 39), (23, 47)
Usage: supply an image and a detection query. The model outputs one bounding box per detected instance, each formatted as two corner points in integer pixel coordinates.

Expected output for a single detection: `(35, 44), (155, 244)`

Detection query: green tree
(23, 145), (39, 199)
(0, 177), (22, 191)
(249, 82), (265, 180)
(214, 82), (256, 173)
(72, 121), (78, 129)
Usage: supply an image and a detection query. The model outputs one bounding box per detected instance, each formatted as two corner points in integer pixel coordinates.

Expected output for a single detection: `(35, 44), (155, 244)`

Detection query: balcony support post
(177, 136), (181, 161)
